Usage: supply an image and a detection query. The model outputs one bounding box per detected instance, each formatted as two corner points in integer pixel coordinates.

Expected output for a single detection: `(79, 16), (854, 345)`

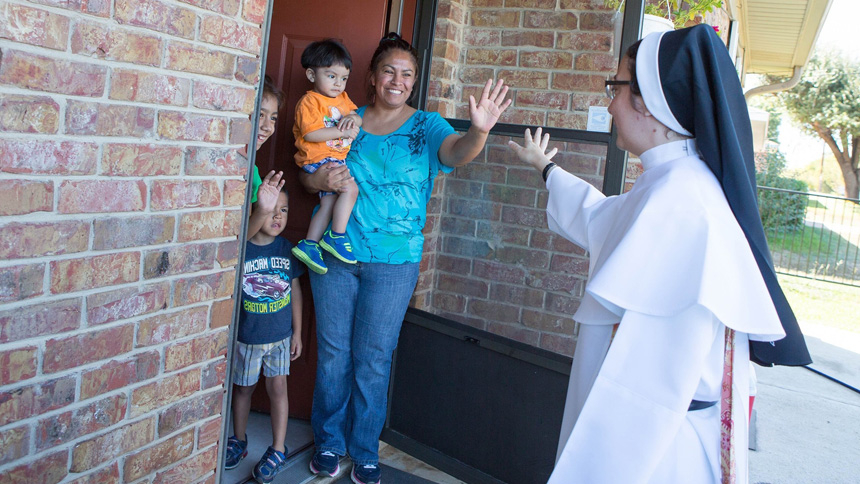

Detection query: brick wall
(0, 0), (268, 482)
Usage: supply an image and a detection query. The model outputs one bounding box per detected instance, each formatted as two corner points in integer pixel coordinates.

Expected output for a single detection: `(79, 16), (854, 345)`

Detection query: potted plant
(605, 0), (723, 31)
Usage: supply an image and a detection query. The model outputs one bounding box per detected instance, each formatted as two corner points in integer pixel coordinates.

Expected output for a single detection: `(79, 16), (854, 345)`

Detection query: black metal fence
(758, 186), (860, 287)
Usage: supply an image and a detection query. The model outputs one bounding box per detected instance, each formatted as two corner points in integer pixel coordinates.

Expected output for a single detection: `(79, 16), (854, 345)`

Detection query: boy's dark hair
(263, 75), (284, 110)
(301, 39), (353, 71)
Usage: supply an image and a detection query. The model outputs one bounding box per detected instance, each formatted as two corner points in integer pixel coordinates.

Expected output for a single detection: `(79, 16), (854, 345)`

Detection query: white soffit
(735, 0), (833, 75)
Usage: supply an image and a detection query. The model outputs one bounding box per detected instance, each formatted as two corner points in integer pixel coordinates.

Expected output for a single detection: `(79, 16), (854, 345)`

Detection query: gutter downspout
(744, 66), (804, 101)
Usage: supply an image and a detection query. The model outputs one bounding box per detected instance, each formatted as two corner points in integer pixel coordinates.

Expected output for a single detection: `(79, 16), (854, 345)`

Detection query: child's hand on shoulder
(290, 336), (303, 361)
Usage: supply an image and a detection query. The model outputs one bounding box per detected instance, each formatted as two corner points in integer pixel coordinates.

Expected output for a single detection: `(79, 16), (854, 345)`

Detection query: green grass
(778, 274), (860, 334)
(767, 224), (858, 260)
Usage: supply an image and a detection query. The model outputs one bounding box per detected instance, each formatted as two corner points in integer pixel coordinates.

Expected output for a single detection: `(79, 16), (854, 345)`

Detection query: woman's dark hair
(366, 32), (420, 104)
(263, 75), (284, 110)
(301, 39), (353, 71)
(624, 39), (643, 97)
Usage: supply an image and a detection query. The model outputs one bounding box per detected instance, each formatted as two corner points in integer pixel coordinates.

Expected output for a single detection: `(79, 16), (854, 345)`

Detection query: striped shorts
(231, 336), (291, 387)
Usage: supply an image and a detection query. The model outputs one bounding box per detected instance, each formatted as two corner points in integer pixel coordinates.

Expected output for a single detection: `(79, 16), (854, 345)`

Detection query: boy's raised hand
(255, 170), (285, 213)
(508, 127), (557, 172)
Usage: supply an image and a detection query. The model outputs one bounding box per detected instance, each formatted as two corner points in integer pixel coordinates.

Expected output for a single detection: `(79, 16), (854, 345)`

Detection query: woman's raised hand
(508, 127), (557, 171)
(469, 79), (512, 134)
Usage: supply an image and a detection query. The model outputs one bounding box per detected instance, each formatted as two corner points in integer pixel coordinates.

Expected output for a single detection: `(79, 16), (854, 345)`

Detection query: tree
(771, 52), (860, 199)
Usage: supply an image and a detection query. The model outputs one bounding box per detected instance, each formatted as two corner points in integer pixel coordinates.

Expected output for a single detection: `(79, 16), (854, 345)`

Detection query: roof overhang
(732, 0), (834, 76)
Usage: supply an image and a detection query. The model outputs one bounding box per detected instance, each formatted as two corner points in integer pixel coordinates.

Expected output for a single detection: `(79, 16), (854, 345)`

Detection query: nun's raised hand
(469, 79), (512, 133)
(508, 127), (557, 172)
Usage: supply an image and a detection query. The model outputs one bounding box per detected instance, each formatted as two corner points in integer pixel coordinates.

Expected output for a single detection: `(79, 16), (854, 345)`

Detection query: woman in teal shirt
(300, 33), (510, 484)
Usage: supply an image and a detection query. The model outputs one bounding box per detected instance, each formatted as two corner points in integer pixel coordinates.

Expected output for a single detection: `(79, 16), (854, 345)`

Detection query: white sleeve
(549, 305), (722, 484)
(545, 168), (607, 251)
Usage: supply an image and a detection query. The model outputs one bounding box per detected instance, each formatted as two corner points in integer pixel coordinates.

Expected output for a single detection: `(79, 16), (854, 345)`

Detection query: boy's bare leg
(306, 194), (336, 242)
(232, 383), (256, 441)
(266, 375), (289, 454)
(331, 179), (358, 233)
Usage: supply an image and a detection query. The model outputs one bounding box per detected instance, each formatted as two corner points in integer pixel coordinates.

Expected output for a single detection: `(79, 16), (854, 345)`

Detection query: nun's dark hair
(624, 39), (643, 97)
(367, 32), (419, 104)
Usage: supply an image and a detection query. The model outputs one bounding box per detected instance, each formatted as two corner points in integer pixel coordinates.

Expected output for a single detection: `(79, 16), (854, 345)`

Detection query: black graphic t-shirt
(239, 237), (304, 344)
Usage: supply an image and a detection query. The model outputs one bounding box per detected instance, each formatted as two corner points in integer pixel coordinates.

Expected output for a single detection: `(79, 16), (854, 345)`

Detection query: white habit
(546, 139), (785, 484)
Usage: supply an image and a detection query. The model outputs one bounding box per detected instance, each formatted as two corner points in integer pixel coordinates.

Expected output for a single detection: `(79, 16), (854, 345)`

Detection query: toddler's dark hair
(262, 75), (284, 110)
(301, 39), (353, 71)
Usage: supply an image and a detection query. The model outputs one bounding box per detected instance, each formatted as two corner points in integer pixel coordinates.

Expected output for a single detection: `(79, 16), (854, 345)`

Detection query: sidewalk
(749, 322), (860, 484)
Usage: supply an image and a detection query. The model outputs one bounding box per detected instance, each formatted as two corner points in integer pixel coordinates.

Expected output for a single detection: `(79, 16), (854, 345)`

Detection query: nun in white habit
(509, 25), (811, 484)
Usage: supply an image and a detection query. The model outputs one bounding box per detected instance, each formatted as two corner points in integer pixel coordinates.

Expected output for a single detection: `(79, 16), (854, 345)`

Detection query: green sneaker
(319, 230), (357, 264)
(292, 240), (328, 274)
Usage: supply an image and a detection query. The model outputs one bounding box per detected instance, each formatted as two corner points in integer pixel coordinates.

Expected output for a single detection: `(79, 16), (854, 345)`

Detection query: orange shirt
(293, 90), (358, 167)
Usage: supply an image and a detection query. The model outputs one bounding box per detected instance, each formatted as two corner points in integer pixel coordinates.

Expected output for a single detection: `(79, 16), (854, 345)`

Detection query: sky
(777, 0), (859, 169)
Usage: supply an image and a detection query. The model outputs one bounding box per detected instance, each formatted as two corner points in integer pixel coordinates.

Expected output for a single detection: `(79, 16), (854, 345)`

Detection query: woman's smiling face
(370, 50), (417, 108)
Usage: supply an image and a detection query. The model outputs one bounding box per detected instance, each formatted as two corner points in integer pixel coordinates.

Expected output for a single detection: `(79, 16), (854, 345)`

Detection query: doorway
(223, 1), (416, 482)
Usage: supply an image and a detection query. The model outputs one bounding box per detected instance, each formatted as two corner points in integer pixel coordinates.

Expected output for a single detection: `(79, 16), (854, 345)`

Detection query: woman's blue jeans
(308, 255), (419, 465)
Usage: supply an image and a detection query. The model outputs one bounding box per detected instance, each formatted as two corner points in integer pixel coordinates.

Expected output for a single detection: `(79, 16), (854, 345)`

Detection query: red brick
(186, 147), (248, 176)
(241, 0), (265, 23)
(0, 425), (29, 466)
(223, 179), (247, 207)
(209, 298), (233, 329)
(151, 180), (221, 211)
(216, 240), (239, 268)
(0, 263), (45, 303)
(80, 351), (160, 400)
(465, 48), (517, 67)
(158, 390), (222, 435)
(557, 31), (613, 52)
(497, 107), (546, 126)
(501, 30), (554, 48)
(0, 298), (80, 344)
(124, 430), (194, 482)
(110, 69), (191, 106)
(546, 111), (589, 130)
(235, 55), (260, 84)
(158, 111), (227, 142)
(0, 180), (52, 216)
(0, 49), (106, 96)
(65, 463), (121, 484)
(164, 330), (227, 371)
(580, 11), (614, 31)
(43, 324), (134, 373)
(93, 215), (175, 251)
(137, 306), (208, 347)
(501, 205), (547, 228)
(71, 20), (162, 66)
(524, 10), (577, 29)
(229, 116), (252, 144)
(473, 259), (527, 284)
(143, 243), (216, 279)
(0, 139), (97, 175)
(36, 394), (128, 451)
(559, 0), (608, 8)
(58, 180), (146, 214)
(552, 72), (607, 93)
(436, 273), (488, 298)
(522, 308), (577, 334)
(0, 221), (89, 260)
(462, 28), (500, 47)
(520, 51), (573, 69)
(574, 52), (617, 72)
(0, 450), (67, 484)
(71, 418), (155, 472)
(476, 220), (530, 246)
(66, 100), (154, 137)
(166, 41), (235, 79)
(197, 416), (222, 448)
(87, 283), (167, 326)
(0, 3), (69, 50)
(103, 143), (183, 176)
(173, 271), (235, 307)
(177, 210), (241, 242)
(30, 0), (111, 17)
(470, 10), (519, 27)
(0, 346), (37, 386)
(0, 94), (60, 133)
(115, 0), (196, 39)
(192, 81), (256, 113)
(154, 445), (217, 484)
(0, 376), (76, 426)
(129, 370), (200, 417)
(183, 0), (240, 15)
(507, 0), (555, 6)
(200, 358), (226, 389)
(525, 270), (582, 292)
(539, 332), (576, 356)
(516, 90), (570, 110)
(199, 15), (261, 54)
(50, 252), (140, 294)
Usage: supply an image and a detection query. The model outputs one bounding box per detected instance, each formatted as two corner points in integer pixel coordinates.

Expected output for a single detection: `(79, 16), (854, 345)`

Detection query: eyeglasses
(605, 79), (631, 100)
